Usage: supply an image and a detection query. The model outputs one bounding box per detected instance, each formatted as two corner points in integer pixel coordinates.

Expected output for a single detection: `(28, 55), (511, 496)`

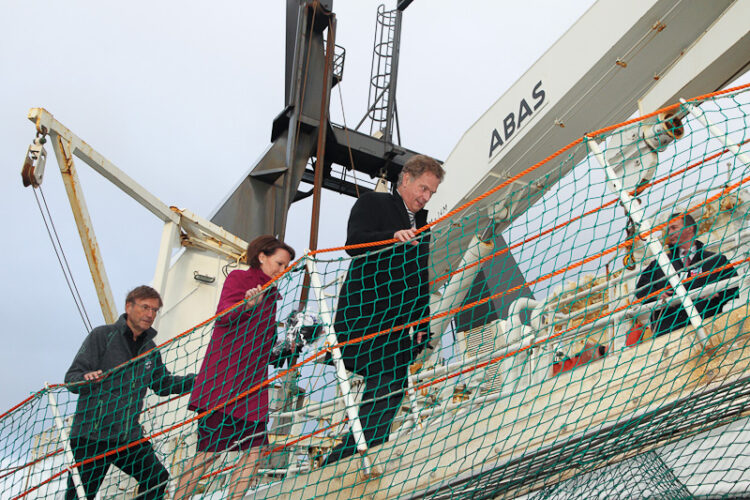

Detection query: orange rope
(50, 81), (750, 401)
(0, 392), (44, 423)
(413, 255), (750, 394)
(196, 417), (347, 482)
(310, 81), (750, 257)
(10, 82), (750, 500)
(0, 448), (62, 481)
(431, 136), (750, 287)
(191, 252), (750, 470)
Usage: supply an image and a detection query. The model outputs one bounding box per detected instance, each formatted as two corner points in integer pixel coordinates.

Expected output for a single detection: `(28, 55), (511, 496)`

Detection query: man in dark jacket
(324, 154), (445, 465)
(64, 285), (194, 500)
(635, 213), (738, 337)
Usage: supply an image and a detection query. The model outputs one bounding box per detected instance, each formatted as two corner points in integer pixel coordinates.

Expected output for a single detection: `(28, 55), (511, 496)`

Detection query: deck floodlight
(604, 110), (687, 195)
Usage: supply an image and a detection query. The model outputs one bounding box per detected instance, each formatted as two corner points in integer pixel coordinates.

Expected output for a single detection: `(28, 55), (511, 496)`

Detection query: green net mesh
(3, 86), (750, 499)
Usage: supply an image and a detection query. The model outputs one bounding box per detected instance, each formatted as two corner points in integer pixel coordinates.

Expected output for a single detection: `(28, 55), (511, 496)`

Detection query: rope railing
(5, 83), (750, 499)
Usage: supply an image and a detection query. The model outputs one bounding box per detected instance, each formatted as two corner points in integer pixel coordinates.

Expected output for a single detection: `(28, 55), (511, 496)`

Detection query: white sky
(0, 1), (598, 412)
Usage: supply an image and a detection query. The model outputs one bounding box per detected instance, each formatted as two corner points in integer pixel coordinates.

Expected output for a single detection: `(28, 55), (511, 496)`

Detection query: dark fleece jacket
(65, 314), (194, 443)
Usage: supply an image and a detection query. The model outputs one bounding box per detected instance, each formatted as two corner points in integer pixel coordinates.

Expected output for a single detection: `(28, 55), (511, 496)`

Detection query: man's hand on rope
(394, 229), (418, 245)
(83, 370), (103, 382)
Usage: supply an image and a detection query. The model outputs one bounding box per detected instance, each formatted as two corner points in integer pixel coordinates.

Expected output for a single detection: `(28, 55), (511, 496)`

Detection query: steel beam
(28, 108), (178, 225)
(49, 133), (118, 324)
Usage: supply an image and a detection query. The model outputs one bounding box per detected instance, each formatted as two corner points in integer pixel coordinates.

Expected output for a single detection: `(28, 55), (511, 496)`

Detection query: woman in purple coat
(175, 235), (294, 499)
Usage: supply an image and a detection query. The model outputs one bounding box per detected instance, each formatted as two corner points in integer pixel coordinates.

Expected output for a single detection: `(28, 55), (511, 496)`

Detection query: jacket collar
(248, 267), (281, 297)
(248, 266), (271, 280)
(668, 239), (704, 263)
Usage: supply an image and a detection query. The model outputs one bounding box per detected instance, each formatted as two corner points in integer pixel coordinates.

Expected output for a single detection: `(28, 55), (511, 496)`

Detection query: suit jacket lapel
(392, 189), (429, 229)
(668, 247), (684, 271)
(689, 241), (705, 269)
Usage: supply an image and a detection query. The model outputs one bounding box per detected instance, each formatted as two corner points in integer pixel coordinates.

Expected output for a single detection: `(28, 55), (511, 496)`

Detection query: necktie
(407, 210), (416, 229)
(682, 249), (692, 276)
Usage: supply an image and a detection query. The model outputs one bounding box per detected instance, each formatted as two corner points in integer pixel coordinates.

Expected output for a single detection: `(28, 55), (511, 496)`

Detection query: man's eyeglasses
(135, 303), (160, 314)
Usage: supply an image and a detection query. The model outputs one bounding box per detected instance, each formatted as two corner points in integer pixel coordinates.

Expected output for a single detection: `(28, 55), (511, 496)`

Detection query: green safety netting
(3, 85), (750, 499)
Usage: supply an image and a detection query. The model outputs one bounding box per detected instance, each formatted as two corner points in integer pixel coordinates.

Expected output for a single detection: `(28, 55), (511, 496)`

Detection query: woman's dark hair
(246, 235), (295, 268)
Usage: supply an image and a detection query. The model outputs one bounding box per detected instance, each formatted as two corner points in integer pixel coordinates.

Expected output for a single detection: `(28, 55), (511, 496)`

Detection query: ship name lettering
(488, 80), (546, 158)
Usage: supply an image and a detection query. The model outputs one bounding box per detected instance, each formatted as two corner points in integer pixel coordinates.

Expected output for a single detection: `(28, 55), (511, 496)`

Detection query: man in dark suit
(324, 154), (445, 465)
(635, 213), (738, 337)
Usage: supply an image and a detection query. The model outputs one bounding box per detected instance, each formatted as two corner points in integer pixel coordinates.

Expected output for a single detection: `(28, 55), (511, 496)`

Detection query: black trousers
(323, 367), (408, 465)
(64, 437), (169, 500)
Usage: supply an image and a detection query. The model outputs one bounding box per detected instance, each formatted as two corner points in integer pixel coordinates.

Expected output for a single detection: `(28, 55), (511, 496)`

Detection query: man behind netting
(635, 212), (738, 337)
(323, 154), (445, 465)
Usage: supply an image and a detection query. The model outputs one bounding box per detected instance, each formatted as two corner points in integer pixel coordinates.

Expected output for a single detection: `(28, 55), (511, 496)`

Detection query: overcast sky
(0, 1), (598, 412)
